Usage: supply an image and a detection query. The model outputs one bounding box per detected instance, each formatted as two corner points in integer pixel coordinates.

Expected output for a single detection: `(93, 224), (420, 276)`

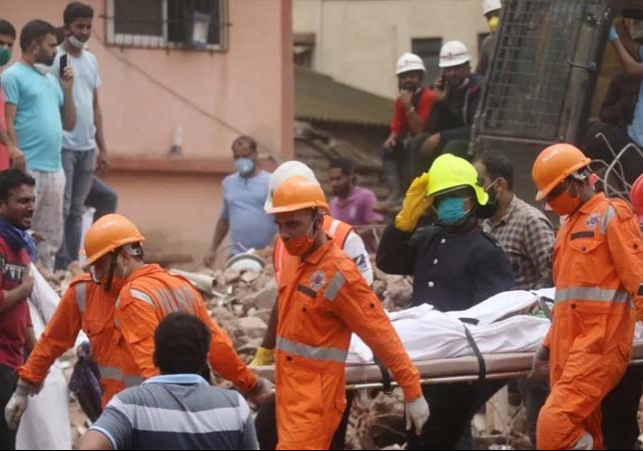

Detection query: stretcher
(253, 341), (643, 391)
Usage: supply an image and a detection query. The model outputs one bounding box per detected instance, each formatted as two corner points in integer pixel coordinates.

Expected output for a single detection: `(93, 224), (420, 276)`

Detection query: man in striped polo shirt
(78, 312), (258, 450)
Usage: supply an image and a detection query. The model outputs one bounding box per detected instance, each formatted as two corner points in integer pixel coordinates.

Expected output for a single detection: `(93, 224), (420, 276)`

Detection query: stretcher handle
(345, 370), (528, 391)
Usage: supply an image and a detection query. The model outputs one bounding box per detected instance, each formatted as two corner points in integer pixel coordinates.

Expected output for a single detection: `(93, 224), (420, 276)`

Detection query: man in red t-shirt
(0, 20), (18, 171)
(383, 53), (435, 202)
(0, 169), (36, 450)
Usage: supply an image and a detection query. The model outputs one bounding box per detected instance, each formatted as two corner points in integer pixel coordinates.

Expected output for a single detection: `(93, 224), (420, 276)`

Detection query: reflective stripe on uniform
(276, 336), (348, 363)
(99, 365), (123, 380)
(324, 272), (346, 302)
(76, 282), (87, 314)
(555, 287), (631, 305)
(130, 289), (155, 308)
(99, 365), (143, 387)
(124, 375), (144, 387)
(329, 219), (341, 236)
(600, 205), (617, 234)
(172, 287), (196, 314)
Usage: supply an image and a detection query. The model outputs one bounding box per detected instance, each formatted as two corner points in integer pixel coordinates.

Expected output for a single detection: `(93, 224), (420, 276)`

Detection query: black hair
(54, 26), (66, 46)
(475, 150), (514, 190)
(329, 158), (355, 176)
(20, 19), (57, 53)
(0, 169), (35, 203)
(0, 20), (16, 40)
(153, 312), (211, 375)
(64, 2), (94, 26)
(232, 135), (257, 152)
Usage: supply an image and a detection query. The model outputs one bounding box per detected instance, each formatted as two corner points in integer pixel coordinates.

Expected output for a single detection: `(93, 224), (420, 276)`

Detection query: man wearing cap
(266, 175), (429, 449)
(383, 53), (436, 202)
(377, 154), (514, 449)
(530, 144), (643, 450)
(414, 41), (484, 165)
(477, 0), (502, 76)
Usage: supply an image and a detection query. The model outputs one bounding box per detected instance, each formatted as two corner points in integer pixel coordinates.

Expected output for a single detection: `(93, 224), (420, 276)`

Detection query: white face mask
(68, 34), (88, 49)
(33, 63), (50, 75)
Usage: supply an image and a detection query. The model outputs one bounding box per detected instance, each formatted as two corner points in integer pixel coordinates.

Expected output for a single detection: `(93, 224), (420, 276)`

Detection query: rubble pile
(37, 263), (552, 449)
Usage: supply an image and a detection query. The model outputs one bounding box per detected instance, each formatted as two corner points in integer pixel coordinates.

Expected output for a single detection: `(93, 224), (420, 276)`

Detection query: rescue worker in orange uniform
(252, 161), (374, 365)
(5, 260), (143, 431)
(530, 144), (643, 450)
(81, 214), (273, 403)
(252, 161), (374, 450)
(266, 175), (429, 450)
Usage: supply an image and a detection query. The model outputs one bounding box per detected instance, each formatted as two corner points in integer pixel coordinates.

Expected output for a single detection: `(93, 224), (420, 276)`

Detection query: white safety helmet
(439, 41), (471, 68)
(395, 53), (426, 76)
(482, 0), (502, 15)
(264, 160), (318, 212)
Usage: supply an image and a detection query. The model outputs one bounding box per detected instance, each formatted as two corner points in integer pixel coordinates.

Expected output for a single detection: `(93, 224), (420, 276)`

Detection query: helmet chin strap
(104, 251), (119, 291)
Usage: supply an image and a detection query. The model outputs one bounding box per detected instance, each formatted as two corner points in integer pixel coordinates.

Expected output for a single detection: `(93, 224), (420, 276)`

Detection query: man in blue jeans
(53, 2), (108, 270)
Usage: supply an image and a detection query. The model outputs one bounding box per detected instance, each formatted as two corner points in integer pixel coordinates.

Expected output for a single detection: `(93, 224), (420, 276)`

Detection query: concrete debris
(237, 316), (268, 340)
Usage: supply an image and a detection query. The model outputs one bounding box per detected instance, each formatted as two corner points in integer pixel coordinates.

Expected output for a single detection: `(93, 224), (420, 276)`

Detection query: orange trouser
(537, 348), (628, 449)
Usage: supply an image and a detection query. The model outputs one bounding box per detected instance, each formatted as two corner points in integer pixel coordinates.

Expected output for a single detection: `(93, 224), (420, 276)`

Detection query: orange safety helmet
(631, 173), (643, 223)
(84, 214), (146, 266)
(266, 175), (329, 214)
(532, 143), (591, 201)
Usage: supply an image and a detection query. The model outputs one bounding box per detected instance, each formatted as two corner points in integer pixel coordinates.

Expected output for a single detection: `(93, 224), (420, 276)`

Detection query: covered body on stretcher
(253, 288), (643, 388)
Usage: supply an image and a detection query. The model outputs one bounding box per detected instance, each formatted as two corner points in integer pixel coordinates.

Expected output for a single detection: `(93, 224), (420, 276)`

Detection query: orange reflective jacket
(114, 264), (258, 393)
(537, 194), (643, 450)
(20, 275), (140, 407)
(275, 240), (421, 450)
(273, 216), (353, 284)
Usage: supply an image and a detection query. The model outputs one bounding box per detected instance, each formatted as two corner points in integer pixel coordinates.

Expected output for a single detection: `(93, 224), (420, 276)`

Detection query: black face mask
(484, 178), (502, 205)
(475, 202), (498, 219)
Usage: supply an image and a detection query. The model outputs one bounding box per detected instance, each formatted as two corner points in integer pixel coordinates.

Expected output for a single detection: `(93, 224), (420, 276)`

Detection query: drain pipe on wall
(316, 0), (324, 71)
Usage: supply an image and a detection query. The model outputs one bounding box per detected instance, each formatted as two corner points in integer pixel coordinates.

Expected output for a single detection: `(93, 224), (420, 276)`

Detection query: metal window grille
(480, 0), (588, 140)
(106, 0), (225, 50)
(411, 38), (443, 87)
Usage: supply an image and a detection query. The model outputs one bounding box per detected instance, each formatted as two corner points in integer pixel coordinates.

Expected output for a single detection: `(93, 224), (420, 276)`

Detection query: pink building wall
(0, 0), (294, 267)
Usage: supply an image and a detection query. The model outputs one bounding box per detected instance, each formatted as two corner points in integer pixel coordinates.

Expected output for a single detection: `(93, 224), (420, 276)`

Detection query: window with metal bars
(411, 37), (442, 86)
(106, 0), (225, 50)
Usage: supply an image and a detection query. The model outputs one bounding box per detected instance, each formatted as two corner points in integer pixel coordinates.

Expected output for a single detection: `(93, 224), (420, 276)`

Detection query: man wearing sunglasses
(530, 143), (643, 450)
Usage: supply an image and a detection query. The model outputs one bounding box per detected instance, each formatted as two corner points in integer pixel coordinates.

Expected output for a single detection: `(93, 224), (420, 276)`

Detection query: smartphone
(59, 54), (68, 78)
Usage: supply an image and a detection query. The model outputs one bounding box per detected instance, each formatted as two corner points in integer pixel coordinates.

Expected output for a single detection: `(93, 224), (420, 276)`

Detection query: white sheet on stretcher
(348, 288), (643, 365)
(15, 265), (85, 450)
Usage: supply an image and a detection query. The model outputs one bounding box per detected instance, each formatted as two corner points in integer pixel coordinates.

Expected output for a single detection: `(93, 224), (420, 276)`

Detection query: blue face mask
(436, 197), (469, 225)
(234, 157), (255, 177)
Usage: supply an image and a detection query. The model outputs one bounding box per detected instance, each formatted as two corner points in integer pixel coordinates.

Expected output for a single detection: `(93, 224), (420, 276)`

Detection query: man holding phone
(415, 41), (484, 165)
(1, 19), (76, 272)
(53, 2), (107, 270)
(382, 53), (435, 202)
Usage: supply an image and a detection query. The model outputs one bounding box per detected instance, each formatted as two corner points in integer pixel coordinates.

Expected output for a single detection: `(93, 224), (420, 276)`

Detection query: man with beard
(415, 41), (483, 166)
(0, 169), (36, 450)
(383, 53), (435, 202)
(53, 2), (108, 271)
(328, 158), (381, 252)
(1, 19), (76, 272)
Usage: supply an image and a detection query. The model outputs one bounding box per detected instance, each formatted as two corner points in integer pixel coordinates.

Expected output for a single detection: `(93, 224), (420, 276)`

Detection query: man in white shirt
(53, 2), (108, 270)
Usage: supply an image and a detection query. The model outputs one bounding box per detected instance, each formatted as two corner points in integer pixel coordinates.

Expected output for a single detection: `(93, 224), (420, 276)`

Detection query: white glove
(248, 377), (274, 407)
(405, 396), (430, 435)
(4, 381), (30, 431)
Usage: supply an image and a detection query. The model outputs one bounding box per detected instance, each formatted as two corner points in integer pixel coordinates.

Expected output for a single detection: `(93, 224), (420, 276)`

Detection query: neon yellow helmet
(426, 154), (488, 205)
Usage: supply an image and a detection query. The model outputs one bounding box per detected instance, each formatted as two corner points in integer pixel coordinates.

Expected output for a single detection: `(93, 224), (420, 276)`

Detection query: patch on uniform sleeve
(353, 254), (368, 273)
(310, 270), (327, 291)
(586, 213), (601, 230)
